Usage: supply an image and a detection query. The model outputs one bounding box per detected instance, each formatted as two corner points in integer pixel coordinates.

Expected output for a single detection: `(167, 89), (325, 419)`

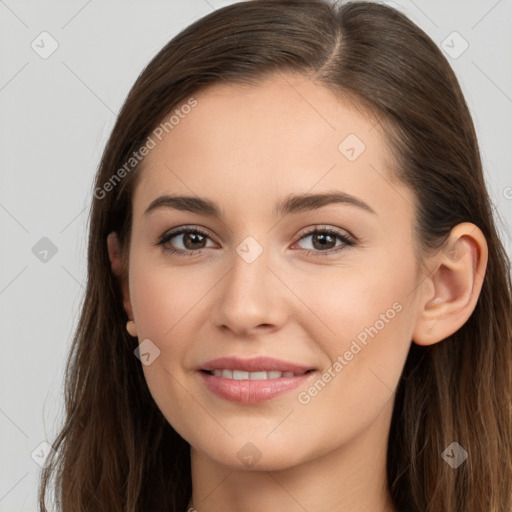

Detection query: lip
(197, 356), (318, 404)
(198, 370), (317, 404)
(199, 356), (316, 374)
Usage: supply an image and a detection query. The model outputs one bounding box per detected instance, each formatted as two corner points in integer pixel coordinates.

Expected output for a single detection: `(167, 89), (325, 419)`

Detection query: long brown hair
(39, 1), (512, 510)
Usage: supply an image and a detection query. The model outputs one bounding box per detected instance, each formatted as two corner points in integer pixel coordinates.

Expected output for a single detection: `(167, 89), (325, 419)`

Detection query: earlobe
(107, 231), (135, 321)
(412, 223), (488, 346)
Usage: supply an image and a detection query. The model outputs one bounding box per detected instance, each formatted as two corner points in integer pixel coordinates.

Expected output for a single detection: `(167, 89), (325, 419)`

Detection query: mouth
(197, 356), (319, 404)
(198, 368), (317, 404)
(200, 368), (316, 380)
(199, 355), (317, 376)
(197, 356), (319, 403)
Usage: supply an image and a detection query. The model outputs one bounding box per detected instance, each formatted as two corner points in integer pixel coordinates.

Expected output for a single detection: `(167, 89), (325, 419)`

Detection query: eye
(156, 225), (356, 257)
(293, 226), (356, 256)
(156, 226), (216, 255)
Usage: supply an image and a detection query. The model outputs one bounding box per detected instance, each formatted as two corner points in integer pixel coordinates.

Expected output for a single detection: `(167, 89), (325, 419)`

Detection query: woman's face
(125, 72), (423, 470)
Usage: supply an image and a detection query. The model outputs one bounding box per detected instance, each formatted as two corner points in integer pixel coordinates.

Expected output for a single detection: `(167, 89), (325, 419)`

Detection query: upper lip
(200, 356), (316, 374)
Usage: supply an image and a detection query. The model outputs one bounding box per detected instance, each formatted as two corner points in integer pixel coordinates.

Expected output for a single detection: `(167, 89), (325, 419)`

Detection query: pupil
(313, 233), (334, 250)
(185, 232), (205, 249)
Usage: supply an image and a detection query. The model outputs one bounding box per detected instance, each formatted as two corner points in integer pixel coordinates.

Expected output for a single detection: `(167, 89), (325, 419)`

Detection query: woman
(39, 1), (512, 511)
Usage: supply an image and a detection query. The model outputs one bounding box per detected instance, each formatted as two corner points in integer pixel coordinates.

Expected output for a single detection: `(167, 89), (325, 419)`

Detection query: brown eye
(294, 227), (355, 256)
(311, 232), (337, 250)
(181, 231), (207, 250)
(157, 227), (215, 255)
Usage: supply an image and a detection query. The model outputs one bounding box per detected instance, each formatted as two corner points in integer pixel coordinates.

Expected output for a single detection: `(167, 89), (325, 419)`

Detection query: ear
(107, 231), (134, 320)
(412, 222), (488, 346)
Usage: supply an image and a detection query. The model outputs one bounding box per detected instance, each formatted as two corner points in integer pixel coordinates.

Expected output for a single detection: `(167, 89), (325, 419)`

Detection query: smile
(198, 369), (317, 404)
(205, 369), (312, 379)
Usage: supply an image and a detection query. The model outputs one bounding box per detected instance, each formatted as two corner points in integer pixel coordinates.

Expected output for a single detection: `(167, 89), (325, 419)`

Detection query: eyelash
(155, 225), (356, 257)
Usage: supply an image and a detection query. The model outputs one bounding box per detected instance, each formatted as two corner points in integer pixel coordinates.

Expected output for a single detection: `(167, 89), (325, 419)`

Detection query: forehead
(132, 72), (409, 223)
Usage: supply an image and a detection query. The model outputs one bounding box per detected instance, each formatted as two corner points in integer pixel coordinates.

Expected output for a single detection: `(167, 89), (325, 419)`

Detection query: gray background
(1, 0), (511, 510)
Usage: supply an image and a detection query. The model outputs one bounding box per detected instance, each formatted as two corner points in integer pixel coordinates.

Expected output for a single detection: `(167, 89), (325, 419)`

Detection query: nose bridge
(211, 235), (286, 334)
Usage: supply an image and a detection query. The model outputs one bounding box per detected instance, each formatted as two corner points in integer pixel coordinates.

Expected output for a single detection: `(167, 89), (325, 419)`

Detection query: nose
(210, 242), (288, 337)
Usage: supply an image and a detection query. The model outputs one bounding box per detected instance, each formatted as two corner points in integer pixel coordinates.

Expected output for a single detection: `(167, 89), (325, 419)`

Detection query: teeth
(211, 369), (300, 380)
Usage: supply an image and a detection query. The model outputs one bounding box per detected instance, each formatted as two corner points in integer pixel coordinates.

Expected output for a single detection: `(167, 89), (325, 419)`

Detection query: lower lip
(198, 370), (317, 404)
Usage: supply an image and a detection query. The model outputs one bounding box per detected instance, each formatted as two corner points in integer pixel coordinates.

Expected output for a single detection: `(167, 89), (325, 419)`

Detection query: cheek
(290, 250), (416, 400)
(273, 262), (414, 452)
(294, 247), (415, 339)
(128, 253), (202, 425)
(129, 250), (200, 343)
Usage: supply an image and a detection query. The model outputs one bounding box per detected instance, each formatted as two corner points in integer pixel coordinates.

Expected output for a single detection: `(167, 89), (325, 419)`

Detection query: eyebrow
(143, 191), (376, 218)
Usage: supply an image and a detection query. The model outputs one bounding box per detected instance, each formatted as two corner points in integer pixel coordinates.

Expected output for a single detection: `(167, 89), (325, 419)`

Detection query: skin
(108, 71), (487, 512)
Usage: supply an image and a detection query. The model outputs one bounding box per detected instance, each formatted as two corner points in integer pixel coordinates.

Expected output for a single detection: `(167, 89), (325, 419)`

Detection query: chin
(195, 438), (311, 472)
